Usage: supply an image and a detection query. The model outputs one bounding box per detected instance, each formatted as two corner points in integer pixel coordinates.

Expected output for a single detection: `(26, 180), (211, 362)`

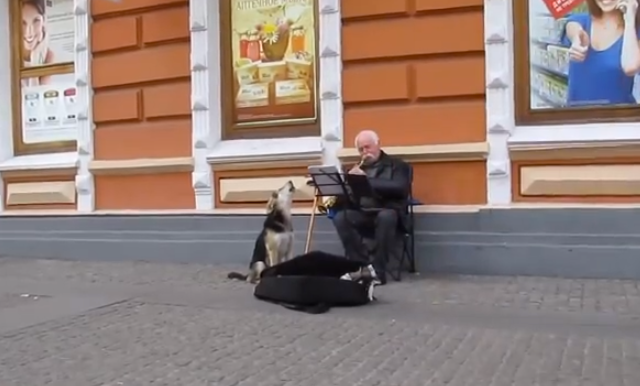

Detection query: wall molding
(510, 142), (640, 161)
(0, 168), (77, 179)
(6, 181), (76, 206)
(520, 165), (640, 196)
(337, 143), (489, 164)
(89, 157), (194, 175)
(189, 0), (343, 209)
(211, 156), (321, 172)
(206, 136), (323, 166)
(219, 175), (314, 203)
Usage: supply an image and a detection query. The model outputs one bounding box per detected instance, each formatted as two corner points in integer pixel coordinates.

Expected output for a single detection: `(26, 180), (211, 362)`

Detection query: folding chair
(383, 164), (417, 281)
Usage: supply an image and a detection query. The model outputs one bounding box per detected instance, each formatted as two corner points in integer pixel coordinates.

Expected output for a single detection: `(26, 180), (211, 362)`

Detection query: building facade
(1, 0), (639, 279)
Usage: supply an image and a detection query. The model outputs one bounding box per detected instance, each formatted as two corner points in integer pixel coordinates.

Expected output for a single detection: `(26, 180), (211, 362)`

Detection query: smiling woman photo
(21, 0), (54, 85)
(562, 0), (640, 106)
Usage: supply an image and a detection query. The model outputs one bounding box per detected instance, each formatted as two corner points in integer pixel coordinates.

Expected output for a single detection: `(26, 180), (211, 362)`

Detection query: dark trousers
(332, 209), (398, 279)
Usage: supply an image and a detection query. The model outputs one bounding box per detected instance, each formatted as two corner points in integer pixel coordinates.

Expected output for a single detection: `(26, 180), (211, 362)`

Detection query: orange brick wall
(341, 0), (486, 147)
(341, 0), (487, 204)
(91, 0), (191, 160)
(90, 0), (194, 210)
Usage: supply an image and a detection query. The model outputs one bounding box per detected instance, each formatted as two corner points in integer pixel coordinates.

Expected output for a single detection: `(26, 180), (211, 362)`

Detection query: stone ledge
(520, 164), (640, 196)
(207, 136), (323, 169)
(89, 157), (194, 175)
(219, 175), (315, 203)
(510, 141), (640, 161)
(0, 152), (78, 173)
(338, 143), (489, 163)
(6, 181), (76, 206)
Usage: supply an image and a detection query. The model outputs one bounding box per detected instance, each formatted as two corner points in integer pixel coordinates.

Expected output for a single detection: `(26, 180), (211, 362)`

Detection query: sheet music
(307, 165), (346, 196)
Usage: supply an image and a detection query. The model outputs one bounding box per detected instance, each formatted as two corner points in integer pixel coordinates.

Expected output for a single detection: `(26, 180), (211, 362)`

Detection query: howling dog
(228, 180), (296, 283)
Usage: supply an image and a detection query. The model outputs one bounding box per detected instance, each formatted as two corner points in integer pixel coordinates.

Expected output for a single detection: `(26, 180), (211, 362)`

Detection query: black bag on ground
(254, 251), (375, 314)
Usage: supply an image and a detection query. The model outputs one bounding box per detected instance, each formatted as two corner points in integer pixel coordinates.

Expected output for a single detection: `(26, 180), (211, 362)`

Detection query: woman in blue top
(562, 0), (640, 106)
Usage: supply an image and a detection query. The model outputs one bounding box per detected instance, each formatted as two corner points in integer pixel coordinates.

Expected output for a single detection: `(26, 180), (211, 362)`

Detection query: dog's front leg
(266, 245), (277, 268)
(285, 234), (295, 261)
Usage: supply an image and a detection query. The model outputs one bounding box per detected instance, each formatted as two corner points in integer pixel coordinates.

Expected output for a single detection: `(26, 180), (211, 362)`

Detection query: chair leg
(408, 235), (416, 273)
(386, 238), (404, 282)
(304, 195), (319, 253)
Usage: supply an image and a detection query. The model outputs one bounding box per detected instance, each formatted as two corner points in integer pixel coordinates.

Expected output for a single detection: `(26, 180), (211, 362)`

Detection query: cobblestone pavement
(1, 258), (640, 385)
(1, 257), (639, 314)
(0, 292), (47, 310)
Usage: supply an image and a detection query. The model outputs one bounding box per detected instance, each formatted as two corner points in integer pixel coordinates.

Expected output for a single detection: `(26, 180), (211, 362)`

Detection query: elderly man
(332, 130), (410, 285)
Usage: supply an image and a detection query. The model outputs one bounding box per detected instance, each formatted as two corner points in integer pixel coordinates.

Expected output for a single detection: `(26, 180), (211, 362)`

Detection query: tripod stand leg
(305, 193), (318, 253)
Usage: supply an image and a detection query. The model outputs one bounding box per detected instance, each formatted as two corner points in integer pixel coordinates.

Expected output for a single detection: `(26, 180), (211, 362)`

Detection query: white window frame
(0, 0), (95, 212)
(189, 0), (344, 209)
(484, 0), (640, 205)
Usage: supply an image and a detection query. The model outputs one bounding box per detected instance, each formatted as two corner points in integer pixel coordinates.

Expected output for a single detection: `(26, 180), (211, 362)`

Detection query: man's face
(357, 137), (381, 164)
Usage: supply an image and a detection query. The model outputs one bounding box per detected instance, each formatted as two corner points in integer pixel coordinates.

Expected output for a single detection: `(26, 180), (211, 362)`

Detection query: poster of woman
(528, 0), (640, 109)
(20, 0), (75, 85)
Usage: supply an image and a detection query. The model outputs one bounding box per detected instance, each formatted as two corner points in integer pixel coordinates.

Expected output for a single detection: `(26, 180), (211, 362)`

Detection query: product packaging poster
(20, 0), (75, 69)
(230, 0), (317, 126)
(21, 73), (77, 144)
(528, 0), (640, 110)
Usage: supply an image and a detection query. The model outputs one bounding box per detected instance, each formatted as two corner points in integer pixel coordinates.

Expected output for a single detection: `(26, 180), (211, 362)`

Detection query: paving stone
(2, 258), (640, 315)
(0, 301), (639, 386)
(0, 292), (48, 310)
(1, 258), (640, 385)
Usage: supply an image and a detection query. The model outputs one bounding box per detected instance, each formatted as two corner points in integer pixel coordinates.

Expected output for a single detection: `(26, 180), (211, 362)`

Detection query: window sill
(206, 136), (323, 165)
(510, 122), (640, 145)
(0, 152), (78, 172)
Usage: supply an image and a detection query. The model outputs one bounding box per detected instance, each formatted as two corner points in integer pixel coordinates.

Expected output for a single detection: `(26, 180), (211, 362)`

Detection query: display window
(219, 0), (321, 140)
(514, 0), (640, 125)
(10, 0), (77, 155)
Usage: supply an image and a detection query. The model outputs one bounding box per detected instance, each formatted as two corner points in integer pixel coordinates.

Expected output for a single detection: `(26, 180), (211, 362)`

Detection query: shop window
(513, 0), (640, 125)
(219, 0), (320, 140)
(10, 0), (76, 155)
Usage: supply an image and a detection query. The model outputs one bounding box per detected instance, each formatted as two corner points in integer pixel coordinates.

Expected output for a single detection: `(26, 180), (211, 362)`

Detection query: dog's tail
(227, 271), (248, 281)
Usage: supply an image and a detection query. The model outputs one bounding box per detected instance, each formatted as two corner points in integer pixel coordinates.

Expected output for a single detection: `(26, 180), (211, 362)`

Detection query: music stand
(344, 173), (374, 202)
(305, 165), (351, 252)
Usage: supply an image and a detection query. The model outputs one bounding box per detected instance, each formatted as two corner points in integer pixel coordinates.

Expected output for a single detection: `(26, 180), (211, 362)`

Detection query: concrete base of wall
(1, 209), (639, 279)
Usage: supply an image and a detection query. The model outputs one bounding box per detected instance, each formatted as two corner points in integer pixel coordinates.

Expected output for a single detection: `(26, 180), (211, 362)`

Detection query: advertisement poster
(230, 0), (317, 125)
(20, 0), (75, 69)
(21, 73), (77, 144)
(528, 0), (640, 109)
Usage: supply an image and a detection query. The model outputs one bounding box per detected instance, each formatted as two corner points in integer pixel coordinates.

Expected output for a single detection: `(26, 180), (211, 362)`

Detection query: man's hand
(349, 165), (365, 175)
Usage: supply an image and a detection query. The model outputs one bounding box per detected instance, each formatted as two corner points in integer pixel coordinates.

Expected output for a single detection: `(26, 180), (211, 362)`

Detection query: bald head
(355, 130), (381, 164)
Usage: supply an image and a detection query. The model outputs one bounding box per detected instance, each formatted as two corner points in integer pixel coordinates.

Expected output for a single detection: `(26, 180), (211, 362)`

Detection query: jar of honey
(238, 30), (249, 58)
(291, 25), (306, 53)
(247, 31), (261, 62)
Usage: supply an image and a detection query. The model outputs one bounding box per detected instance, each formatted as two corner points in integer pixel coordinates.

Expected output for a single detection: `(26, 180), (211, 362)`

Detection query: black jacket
(337, 151), (412, 229)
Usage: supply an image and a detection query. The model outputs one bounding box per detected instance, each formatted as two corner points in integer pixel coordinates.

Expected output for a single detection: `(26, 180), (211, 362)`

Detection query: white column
(484, 0), (513, 205)
(190, 0), (220, 210)
(318, 0), (344, 166)
(74, 0), (95, 212)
